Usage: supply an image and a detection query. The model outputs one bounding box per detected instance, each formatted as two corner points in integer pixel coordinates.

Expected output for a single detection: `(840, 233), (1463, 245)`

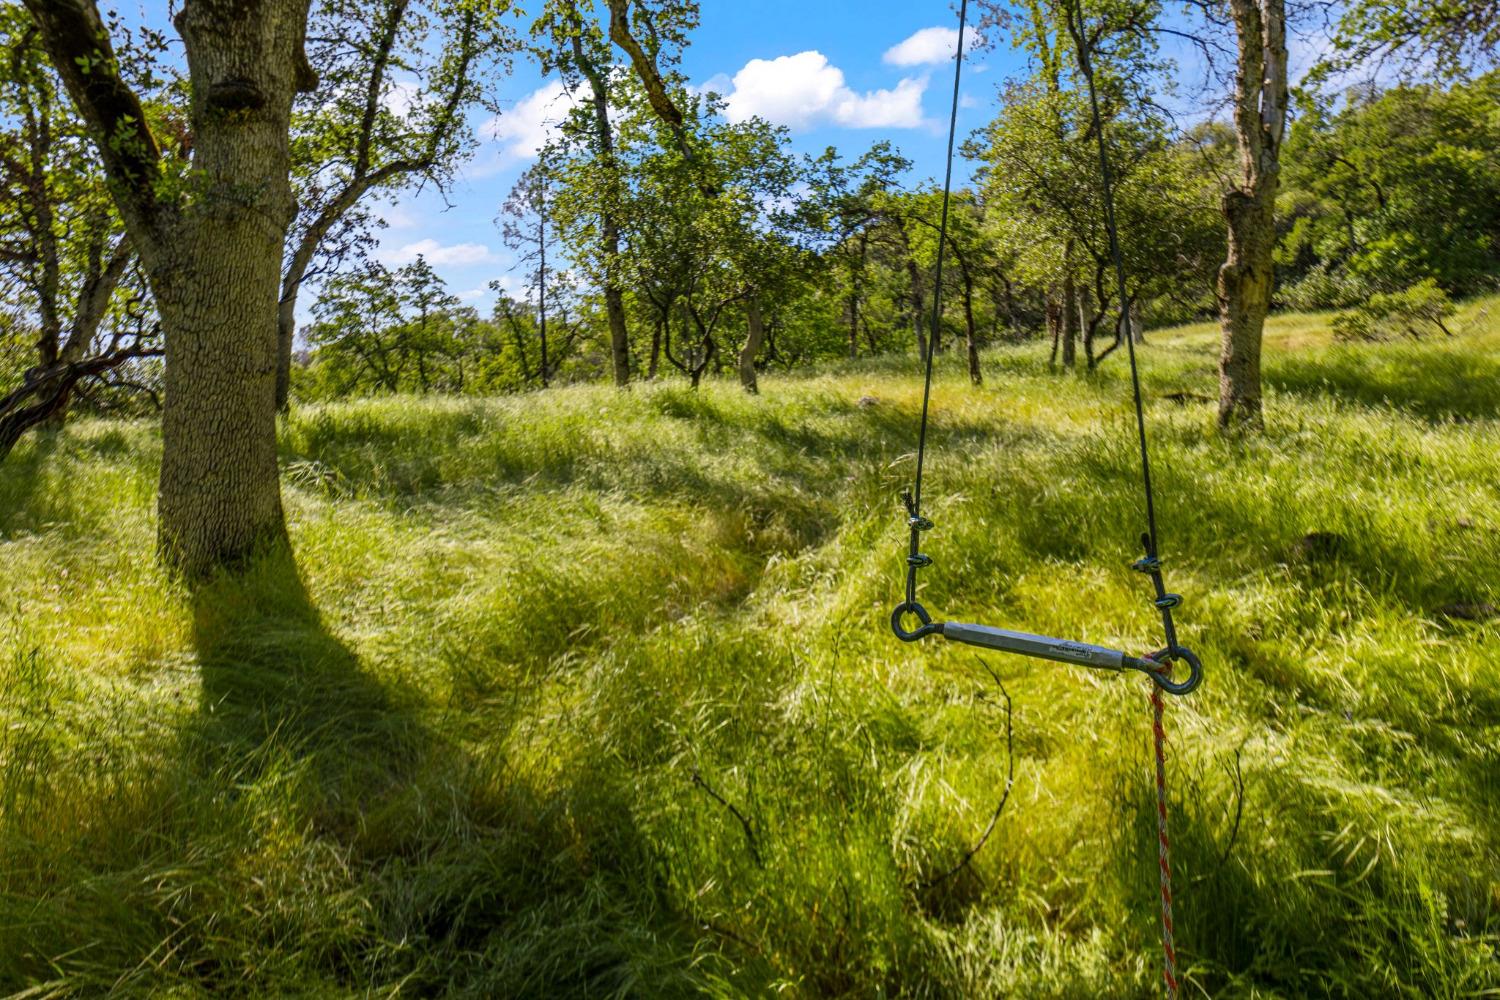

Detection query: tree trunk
(1047, 289), (1062, 365)
(1061, 267), (1078, 368)
(739, 292), (765, 393)
(1131, 299), (1145, 344)
(847, 290), (860, 359)
(603, 246), (630, 386)
(28, 0), (312, 575)
(1218, 0), (1288, 429)
(906, 258), (927, 361)
(156, 259), (287, 573)
(152, 3), (307, 574)
(960, 266), (981, 385)
(569, 34), (631, 388)
(1218, 187), (1275, 425)
(276, 290), (298, 409)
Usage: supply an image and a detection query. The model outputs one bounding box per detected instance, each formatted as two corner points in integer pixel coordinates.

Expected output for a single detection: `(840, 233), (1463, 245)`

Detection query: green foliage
(298, 259), (492, 400)
(1279, 74), (1500, 307)
(4, 302), (1500, 995)
(1315, 0), (1500, 84)
(1331, 278), (1458, 342)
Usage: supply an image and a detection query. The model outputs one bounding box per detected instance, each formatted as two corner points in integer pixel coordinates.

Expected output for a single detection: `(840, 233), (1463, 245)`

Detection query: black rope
(1065, 0), (1183, 655)
(898, 0), (969, 631)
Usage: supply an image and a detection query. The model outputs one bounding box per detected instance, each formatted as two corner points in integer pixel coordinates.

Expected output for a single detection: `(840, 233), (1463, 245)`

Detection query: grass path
(2, 303), (1498, 996)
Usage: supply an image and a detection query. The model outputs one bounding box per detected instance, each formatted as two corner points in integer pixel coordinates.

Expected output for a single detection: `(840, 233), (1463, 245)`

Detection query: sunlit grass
(2, 303), (1498, 996)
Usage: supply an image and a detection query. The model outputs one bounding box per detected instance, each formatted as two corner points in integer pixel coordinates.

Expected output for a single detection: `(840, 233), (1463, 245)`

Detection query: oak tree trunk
(152, 2), (308, 572)
(29, 0), (317, 575)
(276, 290), (298, 410)
(906, 258), (928, 361)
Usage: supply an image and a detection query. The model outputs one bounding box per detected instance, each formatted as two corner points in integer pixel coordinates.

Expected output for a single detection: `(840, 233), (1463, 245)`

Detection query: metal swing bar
(892, 600), (1203, 697)
(888, 0), (1203, 700)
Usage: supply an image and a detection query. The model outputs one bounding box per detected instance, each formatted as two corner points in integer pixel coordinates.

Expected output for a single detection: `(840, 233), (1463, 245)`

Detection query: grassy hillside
(2, 301), (1498, 997)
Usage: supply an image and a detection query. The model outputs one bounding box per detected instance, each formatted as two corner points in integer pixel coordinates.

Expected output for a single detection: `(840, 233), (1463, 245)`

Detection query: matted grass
(2, 302), (1497, 997)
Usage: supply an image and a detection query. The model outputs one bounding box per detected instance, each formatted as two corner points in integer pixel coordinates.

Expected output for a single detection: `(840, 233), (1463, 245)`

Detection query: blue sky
(372, 1), (1023, 313)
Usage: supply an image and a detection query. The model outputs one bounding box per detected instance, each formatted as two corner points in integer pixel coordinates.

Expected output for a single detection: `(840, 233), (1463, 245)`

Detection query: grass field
(2, 300), (1498, 997)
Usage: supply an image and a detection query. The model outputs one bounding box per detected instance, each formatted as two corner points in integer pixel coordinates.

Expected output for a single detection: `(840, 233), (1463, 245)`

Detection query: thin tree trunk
(847, 290), (860, 359)
(1061, 265), (1078, 369)
(960, 265), (981, 385)
(538, 208), (549, 388)
(1047, 289), (1062, 365)
(572, 33), (630, 387)
(906, 257), (927, 361)
(1218, 0), (1287, 429)
(738, 292), (765, 393)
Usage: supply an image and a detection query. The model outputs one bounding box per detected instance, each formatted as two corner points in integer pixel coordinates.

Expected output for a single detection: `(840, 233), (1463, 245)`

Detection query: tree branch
(20, 0), (167, 246)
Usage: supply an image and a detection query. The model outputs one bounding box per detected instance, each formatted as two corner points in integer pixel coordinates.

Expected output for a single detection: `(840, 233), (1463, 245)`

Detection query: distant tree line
(294, 69), (1500, 402)
(0, 0), (1494, 576)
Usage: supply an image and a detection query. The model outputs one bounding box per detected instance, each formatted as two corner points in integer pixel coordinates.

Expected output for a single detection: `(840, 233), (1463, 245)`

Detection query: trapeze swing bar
(890, 600), (1204, 696)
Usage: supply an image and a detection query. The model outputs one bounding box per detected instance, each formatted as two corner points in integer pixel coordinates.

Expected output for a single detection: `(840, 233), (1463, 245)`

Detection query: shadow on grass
(0, 431), (59, 537)
(187, 549), (428, 840)
(177, 550), (739, 993)
(1266, 344), (1500, 422)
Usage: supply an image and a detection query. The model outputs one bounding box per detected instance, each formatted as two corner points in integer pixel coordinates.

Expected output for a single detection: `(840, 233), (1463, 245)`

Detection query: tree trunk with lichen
(1218, 0), (1287, 429)
(738, 292), (765, 393)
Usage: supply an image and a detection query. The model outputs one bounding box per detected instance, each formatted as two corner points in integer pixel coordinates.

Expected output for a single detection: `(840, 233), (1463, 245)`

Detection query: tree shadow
(0, 431), (60, 537)
(186, 549), (428, 839)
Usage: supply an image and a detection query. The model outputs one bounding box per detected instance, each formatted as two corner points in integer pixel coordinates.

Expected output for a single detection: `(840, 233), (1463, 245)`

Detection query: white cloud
(491, 274), (527, 297)
(720, 51), (927, 131)
(382, 238), (498, 267)
(384, 79), (421, 118)
(378, 201), (421, 231)
(694, 72), (734, 97)
(883, 26), (984, 67)
(481, 80), (589, 163)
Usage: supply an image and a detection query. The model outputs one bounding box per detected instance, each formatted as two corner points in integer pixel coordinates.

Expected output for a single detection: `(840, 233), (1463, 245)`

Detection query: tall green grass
(2, 303), (1498, 996)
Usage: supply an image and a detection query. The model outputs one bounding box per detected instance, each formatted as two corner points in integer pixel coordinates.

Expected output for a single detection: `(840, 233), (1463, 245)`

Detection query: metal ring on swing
(1139, 645), (1203, 697)
(891, 601), (943, 642)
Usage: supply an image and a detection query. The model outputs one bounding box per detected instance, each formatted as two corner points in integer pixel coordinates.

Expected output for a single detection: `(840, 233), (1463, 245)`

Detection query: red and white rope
(1150, 679), (1178, 998)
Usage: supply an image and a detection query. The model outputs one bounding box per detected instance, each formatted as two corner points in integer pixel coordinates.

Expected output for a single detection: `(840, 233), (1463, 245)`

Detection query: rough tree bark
(1218, 0), (1288, 429)
(24, 0), (317, 575)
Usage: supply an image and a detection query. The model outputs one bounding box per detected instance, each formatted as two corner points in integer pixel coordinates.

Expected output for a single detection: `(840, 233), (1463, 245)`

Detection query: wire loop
(1141, 646), (1203, 697)
(891, 602), (943, 642)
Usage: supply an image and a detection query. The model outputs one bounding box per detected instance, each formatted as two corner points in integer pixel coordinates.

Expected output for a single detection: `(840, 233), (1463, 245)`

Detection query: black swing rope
(895, 0), (1201, 693)
(891, 1), (1201, 994)
(899, 0), (972, 620)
